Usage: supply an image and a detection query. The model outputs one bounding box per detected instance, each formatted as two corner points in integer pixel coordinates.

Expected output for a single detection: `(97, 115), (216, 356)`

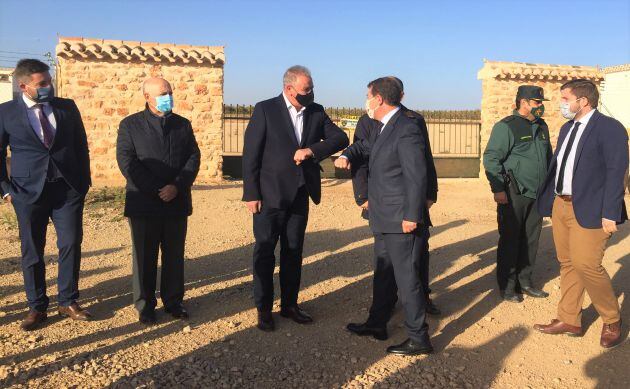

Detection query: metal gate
(223, 104), (480, 157)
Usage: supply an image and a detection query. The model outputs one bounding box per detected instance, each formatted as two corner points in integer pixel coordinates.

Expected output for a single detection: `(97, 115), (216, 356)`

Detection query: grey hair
(283, 65), (311, 87)
(141, 79), (150, 94)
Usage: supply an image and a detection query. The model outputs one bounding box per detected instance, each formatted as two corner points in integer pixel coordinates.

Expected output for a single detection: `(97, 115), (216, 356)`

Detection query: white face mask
(365, 97), (377, 119)
(560, 97), (583, 120)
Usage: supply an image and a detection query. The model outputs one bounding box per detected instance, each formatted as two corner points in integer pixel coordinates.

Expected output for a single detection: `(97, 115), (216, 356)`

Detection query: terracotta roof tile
(478, 60), (603, 81)
(603, 64), (630, 74)
(56, 36), (225, 66)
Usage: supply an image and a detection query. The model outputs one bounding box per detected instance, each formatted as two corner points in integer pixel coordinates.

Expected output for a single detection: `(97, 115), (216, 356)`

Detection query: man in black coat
(116, 77), (200, 324)
(351, 77), (440, 315)
(242, 65), (349, 331)
(335, 77), (433, 355)
(0, 59), (92, 331)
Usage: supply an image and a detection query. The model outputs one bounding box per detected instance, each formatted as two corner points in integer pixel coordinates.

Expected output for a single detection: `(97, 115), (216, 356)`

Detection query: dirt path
(0, 179), (628, 388)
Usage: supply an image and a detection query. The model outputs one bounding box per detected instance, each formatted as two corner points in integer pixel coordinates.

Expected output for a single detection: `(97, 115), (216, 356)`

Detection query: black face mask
(295, 90), (314, 107)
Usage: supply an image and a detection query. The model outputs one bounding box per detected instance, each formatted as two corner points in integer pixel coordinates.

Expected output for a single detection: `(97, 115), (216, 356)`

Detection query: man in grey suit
(335, 77), (432, 355)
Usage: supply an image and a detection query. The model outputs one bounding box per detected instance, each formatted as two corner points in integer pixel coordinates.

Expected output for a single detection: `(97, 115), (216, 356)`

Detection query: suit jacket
(0, 96), (91, 203)
(537, 110), (628, 229)
(343, 109), (428, 233)
(242, 94), (349, 209)
(116, 108), (201, 217)
(351, 106), (437, 224)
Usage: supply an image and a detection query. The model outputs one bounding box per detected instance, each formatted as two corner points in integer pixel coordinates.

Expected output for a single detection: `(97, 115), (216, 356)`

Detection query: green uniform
(484, 111), (553, 198)
(483, 111), (552, 294)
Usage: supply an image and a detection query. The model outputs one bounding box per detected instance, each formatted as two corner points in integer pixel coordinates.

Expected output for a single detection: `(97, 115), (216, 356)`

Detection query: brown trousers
(551, 197), (620, 327)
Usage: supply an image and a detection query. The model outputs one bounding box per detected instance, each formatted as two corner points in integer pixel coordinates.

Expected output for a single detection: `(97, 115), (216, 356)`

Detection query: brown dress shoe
(58, 303), (92, 321)
(21, 310), (47, 331)
(601, 320), (623, 349)
(533, 319), (582, 337)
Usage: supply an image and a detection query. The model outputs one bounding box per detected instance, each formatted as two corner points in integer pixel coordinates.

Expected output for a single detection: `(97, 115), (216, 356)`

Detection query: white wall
(600, 69), (630, 129)
(0, 82), (14, 103)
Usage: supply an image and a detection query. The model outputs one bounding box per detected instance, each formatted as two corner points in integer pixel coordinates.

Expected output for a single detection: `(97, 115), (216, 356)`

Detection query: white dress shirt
(282, 92), (305, 144)
(22, 93), (57, 143)
(554, 108), (596, 195)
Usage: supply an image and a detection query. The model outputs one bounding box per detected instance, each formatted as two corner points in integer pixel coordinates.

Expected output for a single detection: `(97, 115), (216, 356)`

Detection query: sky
(1, 0), (629, 109)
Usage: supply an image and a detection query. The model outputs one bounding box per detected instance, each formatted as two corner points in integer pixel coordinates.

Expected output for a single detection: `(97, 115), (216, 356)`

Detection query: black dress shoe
(139, 309), (157, 325)
(280, 306), (313, 324)
(425, 298), (441, 316)
(500, 290), (523, 303)
(165, 304), (189, 319)
(521, 286), (549, 298)
(386, 338), (434, 355)
(346, 322), (388, 340)
(257, 311), (275, 332)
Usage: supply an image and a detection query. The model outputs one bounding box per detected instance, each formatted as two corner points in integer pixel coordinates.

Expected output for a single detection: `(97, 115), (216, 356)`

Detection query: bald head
(143, 77), (172, 96)
(143, 77), (173, 115)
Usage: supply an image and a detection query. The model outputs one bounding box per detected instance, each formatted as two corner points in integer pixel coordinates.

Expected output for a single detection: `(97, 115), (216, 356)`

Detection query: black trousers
(12, 180), (84, 312)
(496, 182), (542, 293)
(128, 216), (188, 312)
(252, 186), (309, 311)
(367, 226), (430, 343)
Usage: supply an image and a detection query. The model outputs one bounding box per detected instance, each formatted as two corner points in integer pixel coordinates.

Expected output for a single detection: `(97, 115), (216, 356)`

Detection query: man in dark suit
(242, 65), (349, 332)
(0, 59), (91, 331)
(117, 77), (200, 325)
(350, 77), (440, 316)
(335, 77), (433, 355)
(534, 79), (628, 348)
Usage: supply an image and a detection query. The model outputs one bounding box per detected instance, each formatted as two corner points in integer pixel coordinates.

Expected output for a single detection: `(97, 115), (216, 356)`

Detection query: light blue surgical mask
(155, 94), (174, 113)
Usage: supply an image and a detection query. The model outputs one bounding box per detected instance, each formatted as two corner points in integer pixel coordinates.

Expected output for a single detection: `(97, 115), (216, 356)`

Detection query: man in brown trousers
(534, 79), (628, 348)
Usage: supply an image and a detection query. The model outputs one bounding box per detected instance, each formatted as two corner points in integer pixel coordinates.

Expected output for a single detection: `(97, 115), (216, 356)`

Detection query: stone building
(55, 36), (225, 184)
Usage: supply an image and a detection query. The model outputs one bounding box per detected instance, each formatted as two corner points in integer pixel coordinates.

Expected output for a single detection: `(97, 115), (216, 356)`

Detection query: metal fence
(223, 104), (254, 156)
(223, 104), (481, 157)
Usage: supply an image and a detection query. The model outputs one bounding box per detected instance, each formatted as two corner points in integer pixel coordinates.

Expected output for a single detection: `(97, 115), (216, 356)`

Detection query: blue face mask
(27, 84), (54, 103)
(155, 94), (174, 113)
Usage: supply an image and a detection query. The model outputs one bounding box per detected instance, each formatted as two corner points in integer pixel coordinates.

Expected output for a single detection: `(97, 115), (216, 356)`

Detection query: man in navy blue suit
(0, 59), (92, 331)
(336, 77), (433, 355)
(534, 79), (628, 348)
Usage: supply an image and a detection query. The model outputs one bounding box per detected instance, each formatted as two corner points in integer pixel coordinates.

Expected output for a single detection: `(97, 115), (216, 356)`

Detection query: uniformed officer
(483, 85), (553, 303)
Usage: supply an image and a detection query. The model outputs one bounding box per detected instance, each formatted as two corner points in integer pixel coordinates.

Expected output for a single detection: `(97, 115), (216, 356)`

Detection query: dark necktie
(555, 122), (581, 194)
(375, 122), (384, 138)
(35, 104), (55, 148)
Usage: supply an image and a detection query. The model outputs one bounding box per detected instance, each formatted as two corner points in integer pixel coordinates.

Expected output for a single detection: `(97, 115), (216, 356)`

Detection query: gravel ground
(0, 178), (628, 388)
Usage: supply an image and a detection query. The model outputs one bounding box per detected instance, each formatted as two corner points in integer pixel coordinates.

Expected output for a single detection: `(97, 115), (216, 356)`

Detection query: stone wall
(477, 60), (604, 177)
(55, 37), (225, 184)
